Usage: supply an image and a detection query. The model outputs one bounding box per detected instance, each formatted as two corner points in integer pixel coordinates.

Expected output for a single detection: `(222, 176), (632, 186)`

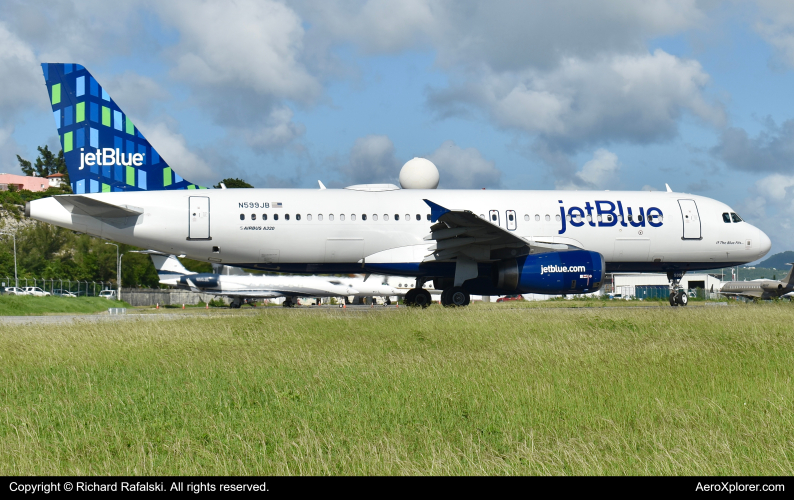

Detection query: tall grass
(1, 305), (793, 475)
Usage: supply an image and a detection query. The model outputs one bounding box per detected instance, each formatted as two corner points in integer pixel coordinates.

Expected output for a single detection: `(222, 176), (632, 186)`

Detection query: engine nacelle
(492, 250), (605, 294)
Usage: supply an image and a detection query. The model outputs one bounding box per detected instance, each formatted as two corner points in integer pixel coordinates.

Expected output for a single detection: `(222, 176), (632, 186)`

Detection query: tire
(404, 289), (417, 306)
(669, 292), (677, 307)
(449, 287), (469, 307)
(441, 289), (451, 307)
(414, 289), (432, 308)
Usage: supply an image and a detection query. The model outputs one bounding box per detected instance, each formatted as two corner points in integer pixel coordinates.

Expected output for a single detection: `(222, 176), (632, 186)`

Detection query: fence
(2, 277), (111, 296)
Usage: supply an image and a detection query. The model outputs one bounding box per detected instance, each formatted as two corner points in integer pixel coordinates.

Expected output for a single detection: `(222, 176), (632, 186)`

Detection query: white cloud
(161, 0), (320, 103)
(427, 140), (501, 188)
(0, 23), (45, 121)
(430, 50), (725, 149)
(556, 148), (620, 190)
(241, 106), (306, 151)
(755, 0), (794, 68)
(735, 172), (794, 252)
(136, 120), (215, 186)
(338, 135), (400, 185)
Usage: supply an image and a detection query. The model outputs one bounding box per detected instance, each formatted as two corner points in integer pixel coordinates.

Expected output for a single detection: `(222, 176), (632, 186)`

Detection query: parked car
(2, 286), (25, 295)
(22, 287), (50, 297)
(496, 294), (524, 302)
(52, 289), (77, 297)
(99, 290), (117, 299)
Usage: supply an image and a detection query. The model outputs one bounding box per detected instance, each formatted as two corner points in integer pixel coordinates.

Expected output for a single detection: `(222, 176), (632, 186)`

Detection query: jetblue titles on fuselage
(557, 200), (662, 234)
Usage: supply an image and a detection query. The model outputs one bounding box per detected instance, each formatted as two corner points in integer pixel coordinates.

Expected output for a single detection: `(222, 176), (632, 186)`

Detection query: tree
(213, 178), (253, 189)
(16, 145), (71, 188)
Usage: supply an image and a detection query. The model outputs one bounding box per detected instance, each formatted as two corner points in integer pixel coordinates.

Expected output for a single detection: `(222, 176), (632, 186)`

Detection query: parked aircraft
(149, 252), (359, 307)
(28, 64), (773, 307)
(719, 264), (794, 301)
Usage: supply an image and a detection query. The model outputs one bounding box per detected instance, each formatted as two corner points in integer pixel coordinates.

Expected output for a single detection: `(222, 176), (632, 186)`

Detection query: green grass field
(1, 303), (793, 475)
(0, 295), (131, 315)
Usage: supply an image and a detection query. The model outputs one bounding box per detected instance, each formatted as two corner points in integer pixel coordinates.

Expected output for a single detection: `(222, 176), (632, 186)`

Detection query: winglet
(423, 199), (450, 222)
(666, 183), (673, 192)
(318, 180), (326, 190)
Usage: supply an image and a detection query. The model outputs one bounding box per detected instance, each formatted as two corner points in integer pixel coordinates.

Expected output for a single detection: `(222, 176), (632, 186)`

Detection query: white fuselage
(29, 188), (771, 276)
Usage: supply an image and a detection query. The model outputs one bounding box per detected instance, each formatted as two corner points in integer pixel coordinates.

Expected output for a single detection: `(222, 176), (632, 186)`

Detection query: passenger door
(188, 196), (211, 240)
(678, 199), (701, 240)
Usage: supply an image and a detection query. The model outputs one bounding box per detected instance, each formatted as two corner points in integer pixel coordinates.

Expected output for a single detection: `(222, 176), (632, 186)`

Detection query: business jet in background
(151, 253), (399, 307)
(28, 64), (772, 307)
(150, 252), (354, 307)
(719, 264), (794, 301)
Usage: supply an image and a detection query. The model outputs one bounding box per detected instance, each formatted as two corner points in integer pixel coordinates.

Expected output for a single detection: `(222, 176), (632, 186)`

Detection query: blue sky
(2, 0), (794, 255)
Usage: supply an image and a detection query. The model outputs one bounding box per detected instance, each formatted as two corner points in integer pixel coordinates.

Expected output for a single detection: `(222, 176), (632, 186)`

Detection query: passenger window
(274, 214), (279, 221)
(627, 214), (632, 222)
(240, 214), (245, 220)
(394, 214), (399, 221)
(491, 214), (497, 221)
(351, 214), (356, 221)
(524, 214), (529, 221)
(329, 214), (334, 221)
(597, 215), (602, 222)
(607, 215), (613, 222)
(362, 214), (367, 221)
(307, 214), (312, 221)
(383, 214), (389, 221)
(296, 214), (301, 221)
(637, 215), (643, 222)
(263, 214), (268, 220)
(535, 214), (540, 221)
(251, 214), (256, 220)
(427, 214), (431, 220)
(318, 214), (323, 221)
(340, 214), (345, 221)
(545, 214), (550, 221)
(285, 214), (290, 220)
(722, 213), (731, 223)
(373, 214), (378, 221)
(556, 214), (561, 222)
(416, 214), (420, 221)
(731, 212), (743, 222)
(509, 214), (514, 221)
(405, 214), (410, 221)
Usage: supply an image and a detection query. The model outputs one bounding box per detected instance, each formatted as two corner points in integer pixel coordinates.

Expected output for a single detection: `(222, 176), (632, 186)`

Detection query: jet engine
(492, 250), (605, 294)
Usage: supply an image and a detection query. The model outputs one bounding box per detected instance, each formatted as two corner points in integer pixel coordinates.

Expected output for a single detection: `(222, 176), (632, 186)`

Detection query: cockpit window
(722, 213), (731, 223)
(731, 212), (743, 223)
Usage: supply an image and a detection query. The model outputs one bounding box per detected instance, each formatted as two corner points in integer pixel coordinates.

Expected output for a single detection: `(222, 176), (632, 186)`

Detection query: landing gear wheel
(404, 289), (417, 306)
(669, 292), (677, 307)
(282, 298), (295, 308)
(675, 291), (688, 306)
(440, 288), (451, 306)
(449, 287), (470, 307)
(413, 289), (432, 308)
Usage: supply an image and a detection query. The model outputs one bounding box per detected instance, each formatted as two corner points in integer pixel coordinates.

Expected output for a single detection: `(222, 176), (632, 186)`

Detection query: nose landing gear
(667, 271), (688, 307)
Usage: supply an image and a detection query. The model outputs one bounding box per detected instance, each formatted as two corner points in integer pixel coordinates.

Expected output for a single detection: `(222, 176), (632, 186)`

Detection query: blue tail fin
(42, 63), (206, 193)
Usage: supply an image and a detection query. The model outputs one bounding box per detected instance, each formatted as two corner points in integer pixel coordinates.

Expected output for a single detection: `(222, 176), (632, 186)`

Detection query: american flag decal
(273, 202), (283, 208)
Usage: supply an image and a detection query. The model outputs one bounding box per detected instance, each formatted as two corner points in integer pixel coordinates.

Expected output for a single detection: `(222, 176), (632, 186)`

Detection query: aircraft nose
(757, 228), (772, 258)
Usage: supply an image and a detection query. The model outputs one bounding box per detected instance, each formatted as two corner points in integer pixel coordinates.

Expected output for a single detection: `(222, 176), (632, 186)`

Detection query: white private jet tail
(146, 251), (196, 285)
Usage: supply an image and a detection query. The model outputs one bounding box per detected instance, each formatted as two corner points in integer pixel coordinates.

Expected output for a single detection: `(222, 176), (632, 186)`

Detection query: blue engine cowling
(492, 250), (605, 294)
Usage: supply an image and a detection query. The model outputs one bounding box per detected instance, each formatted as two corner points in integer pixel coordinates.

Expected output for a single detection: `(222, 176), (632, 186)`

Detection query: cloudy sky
(2, 0), (794, 255)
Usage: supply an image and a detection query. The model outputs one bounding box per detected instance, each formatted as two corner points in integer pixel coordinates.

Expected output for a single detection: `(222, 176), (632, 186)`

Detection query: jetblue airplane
(27, 64), (772, 307)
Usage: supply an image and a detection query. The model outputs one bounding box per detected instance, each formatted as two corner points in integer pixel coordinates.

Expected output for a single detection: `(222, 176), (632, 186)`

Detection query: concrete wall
(120, 288), (228, 307)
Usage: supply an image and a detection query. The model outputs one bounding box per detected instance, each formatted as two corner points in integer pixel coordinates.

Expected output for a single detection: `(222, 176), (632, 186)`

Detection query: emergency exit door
(678, 199), (701, 240)
(489, 210), (500, 226)
(189, 196), (211, 240)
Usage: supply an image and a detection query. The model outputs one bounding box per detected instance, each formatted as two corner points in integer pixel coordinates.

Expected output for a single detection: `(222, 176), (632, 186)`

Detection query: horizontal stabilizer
(55, 195), (142, 218)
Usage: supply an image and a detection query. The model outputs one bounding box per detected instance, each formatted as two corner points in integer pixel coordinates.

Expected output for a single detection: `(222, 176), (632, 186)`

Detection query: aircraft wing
(422, 199), (566, 262)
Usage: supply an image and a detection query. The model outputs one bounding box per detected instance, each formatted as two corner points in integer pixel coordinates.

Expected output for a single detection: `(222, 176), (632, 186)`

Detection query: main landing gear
(404, 287), (432, 308)
(441, 287), (470, 307)
(282, 297), (297, 308)
(667, 271), (688, 307)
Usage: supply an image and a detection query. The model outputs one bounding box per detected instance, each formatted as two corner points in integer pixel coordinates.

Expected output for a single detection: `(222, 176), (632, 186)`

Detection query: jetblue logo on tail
(42, 63), (205, 193)
(80, 148), (144, 169)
